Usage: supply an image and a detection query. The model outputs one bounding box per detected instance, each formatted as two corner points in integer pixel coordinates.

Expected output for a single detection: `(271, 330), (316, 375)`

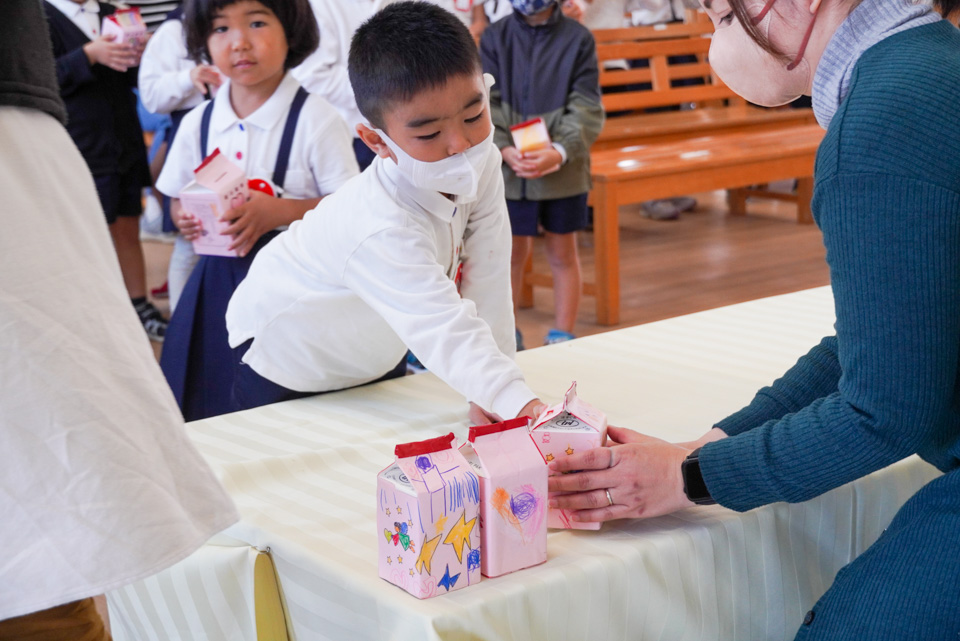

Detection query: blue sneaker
(544, 329), (576, 345)
(515, 327), (526, 352)
(405, 350), (426, 373)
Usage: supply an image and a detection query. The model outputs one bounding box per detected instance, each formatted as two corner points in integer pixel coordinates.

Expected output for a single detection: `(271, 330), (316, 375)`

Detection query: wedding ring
(605, 489), (614, 507)
(607, 448), (614, 468)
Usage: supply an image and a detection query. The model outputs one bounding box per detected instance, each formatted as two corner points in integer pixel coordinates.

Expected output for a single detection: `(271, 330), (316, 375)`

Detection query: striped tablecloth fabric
(107, 287), (942, 641)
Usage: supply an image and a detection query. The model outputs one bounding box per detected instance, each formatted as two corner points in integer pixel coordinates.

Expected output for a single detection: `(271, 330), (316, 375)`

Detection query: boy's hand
(516, 398), (547, 421)
(221, 191), (279, 257)
(468, 402), (502, 426)
(83, 34), (139, 72)
(514, 148), (563, 179)
(190, 64), (223, 95)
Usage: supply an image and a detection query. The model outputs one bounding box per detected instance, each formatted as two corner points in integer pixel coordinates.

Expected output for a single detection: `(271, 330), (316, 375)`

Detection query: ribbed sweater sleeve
(714, 335), (842, 436)
(703, 174), (960, 511)
(701, 24), (960, 511)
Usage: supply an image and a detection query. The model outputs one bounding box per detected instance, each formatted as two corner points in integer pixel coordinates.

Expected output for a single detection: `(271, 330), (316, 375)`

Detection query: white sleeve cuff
(552, 142), (568, 165)
(490, 379), (538, 420)
(178, 68), (195, 96)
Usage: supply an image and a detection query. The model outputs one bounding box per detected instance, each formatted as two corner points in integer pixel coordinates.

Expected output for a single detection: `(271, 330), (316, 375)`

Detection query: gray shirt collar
(812, 0), (939, 129)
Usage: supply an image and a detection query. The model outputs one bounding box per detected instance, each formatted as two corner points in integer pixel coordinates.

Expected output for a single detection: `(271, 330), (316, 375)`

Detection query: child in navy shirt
(43, 0), (169, 341)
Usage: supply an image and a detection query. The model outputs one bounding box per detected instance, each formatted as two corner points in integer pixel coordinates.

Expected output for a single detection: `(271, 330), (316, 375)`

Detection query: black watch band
(681, 447), (717, 505)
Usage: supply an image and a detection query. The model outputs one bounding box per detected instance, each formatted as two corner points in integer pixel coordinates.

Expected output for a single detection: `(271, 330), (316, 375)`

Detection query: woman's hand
(221, 191), (279, 257)
(547, 426), (695, 523)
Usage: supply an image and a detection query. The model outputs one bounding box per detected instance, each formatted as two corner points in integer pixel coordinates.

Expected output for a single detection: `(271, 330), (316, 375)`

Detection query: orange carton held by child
(509, 117), (552, 153)
(377, 433), (482, 598)
(178, 149), (247, 258)
(531, 382), (608, 530)
(459, 417), (548, 577)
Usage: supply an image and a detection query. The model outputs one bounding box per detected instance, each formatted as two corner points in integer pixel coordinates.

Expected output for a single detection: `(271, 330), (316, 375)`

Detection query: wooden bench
(519, 125), (825, 326)
(519, 25), (823, 326)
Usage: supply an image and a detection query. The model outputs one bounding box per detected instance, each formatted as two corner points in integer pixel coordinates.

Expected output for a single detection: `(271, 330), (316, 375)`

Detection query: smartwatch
(681, 447), (717, 505)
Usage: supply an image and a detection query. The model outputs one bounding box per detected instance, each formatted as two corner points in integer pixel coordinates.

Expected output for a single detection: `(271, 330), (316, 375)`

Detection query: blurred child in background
(43, 0), (168, 342)
(480, 0), (604, 347)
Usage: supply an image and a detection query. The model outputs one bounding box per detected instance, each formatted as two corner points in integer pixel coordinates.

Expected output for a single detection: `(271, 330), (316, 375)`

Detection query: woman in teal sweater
(549, 0), (960, 638)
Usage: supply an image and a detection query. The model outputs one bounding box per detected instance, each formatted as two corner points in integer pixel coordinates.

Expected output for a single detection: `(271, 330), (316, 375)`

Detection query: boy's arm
(340, 224), (537, 419)
(551, 32), (605, 165)
(458, 146), (518, 360)
(44, 15), (97, 96)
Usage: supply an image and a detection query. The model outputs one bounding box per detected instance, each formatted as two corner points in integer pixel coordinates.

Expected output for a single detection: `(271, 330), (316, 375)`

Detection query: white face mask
(374, 127), (494, 201)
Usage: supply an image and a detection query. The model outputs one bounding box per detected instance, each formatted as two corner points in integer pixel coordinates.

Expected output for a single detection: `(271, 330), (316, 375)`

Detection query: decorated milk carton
(101, 8), (147, 47)
(459, 417), (548, 577)
(377, 433), (482, 598)
(531, 382), (608, 530)
(510, 117), (552, 153)
(178, 149), (247, 257)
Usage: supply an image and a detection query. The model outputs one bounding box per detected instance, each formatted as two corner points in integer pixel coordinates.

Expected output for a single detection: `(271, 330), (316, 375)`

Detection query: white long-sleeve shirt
(226, 141), (536, 419)
(138, 17), (207, 115)
(292, 0), (392, 134)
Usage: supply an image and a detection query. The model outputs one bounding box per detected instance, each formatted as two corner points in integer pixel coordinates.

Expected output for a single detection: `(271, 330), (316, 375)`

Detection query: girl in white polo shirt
(155, 0), (359, 421)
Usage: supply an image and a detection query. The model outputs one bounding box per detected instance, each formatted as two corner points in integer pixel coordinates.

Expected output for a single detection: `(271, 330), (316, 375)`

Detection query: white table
(108, 287), (941, 641)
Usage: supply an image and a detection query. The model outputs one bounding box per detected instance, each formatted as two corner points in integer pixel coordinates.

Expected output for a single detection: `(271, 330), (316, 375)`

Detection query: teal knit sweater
(701, 21), (960, 511)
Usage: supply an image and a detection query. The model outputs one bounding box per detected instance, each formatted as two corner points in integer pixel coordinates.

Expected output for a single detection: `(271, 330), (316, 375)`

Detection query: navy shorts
(507, 194), (589, 236)
(93, 168), (143, 225)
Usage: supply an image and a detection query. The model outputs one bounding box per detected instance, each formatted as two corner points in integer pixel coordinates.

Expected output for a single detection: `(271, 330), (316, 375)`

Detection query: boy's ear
(356, 124), (396, 162)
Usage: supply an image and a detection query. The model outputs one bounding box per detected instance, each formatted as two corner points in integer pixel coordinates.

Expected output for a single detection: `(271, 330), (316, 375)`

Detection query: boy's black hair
(348, 1), (482, 130)
(183, 0), (319, 70)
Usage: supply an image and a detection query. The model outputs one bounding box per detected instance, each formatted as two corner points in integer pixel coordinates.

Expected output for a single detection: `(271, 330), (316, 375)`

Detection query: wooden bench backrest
(592, 19), (713, 44)
(595, 20), (746, 113)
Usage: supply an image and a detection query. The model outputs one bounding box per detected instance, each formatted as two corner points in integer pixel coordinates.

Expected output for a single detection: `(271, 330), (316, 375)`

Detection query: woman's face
(701, 0), (813, 106)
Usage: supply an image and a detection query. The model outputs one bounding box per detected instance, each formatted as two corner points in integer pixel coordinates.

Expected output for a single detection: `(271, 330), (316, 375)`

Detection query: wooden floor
(142, 187), (830, 356)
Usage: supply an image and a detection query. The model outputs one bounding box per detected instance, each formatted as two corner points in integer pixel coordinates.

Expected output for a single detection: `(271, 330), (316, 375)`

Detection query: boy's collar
(210, 72), (302, 133)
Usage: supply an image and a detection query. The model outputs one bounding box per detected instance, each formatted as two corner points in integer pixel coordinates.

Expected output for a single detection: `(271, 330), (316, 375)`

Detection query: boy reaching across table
(226, 1), (545, 424)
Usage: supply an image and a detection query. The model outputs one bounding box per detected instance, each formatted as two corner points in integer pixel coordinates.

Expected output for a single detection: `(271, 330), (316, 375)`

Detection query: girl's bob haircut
(183, 0), (319, 70)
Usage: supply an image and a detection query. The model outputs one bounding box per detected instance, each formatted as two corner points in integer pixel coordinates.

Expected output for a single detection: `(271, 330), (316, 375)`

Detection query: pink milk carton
(178, 149), (247, 257)
(101, 8), (147, 47)
(531, 382), (608, 530)
(377, 433), (482, 598)
(459, 417), (548, 577)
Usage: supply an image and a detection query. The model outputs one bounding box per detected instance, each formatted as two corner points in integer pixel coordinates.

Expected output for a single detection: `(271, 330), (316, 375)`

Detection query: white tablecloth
(108, 287), (941, 641)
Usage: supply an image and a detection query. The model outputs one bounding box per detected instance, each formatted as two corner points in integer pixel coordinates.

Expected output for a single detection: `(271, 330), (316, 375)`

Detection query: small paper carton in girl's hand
(459, 417), (547, 577)
(530, 382), (608, 530)
(509, 117), (552, 153)
(179, 149), (247, 257)
(377, 433), (482, 598)
(101, 7), (147, 47)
